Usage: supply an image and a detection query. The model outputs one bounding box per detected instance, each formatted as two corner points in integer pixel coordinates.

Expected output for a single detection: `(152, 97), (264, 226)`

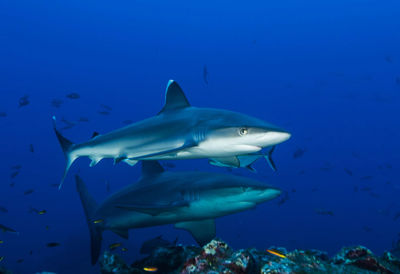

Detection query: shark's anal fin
(111, 228), (129, 239)
(158, 80), (190, 114)
(123, 159), (138, 166)
(209, 157), (240, 168)
(265, 146), (277, 171)
(175, 219), (215, 246)
(89, 156), (103, 167)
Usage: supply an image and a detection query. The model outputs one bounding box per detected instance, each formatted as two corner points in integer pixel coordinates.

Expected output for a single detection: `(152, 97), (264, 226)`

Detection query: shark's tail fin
(52, 116), (77, 189)
(75, 175), (103, 265)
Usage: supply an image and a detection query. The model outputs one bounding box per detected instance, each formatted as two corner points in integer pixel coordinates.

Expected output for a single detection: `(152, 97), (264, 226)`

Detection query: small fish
(0, 256), (3, 262)
(293, 148), (305, 159)
(18, 95), (30, 107)
(121, 247), (128, 252)
(29, 207), (46, 215)
(0, 240), (3, 244)
(11, 171), (19, 179)
(51, 99), (63, 108)
(100, 104), (112, 111)
(266, 249), (287, 258)
(29, 144), (34, 153)
(0, 224), (18, 234)
(315, 209), (334, 216)
(0, 112), (6, 117)
(360, 186), (372, 192)
(45, 225), (50, 230)
(16, 258), (24, 263)
(93, 219), (104, 224)
(363, 226), (372, 233)
(109, 242), (122, 250)
(46, 242), (60, 247)
(143, 267), (158, 272)
(78, 117), (89, 122)
(98, 110), (110, 115)
(344, 168), (353, 176)
(66, 92), (80, 99)
(203, 65), (208, 85)
(24, 189), (34, 195)
(0, 206), (8, 213)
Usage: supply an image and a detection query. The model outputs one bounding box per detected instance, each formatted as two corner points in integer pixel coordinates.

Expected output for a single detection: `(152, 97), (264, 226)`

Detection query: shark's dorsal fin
(159, 80), (190, 114)
(141, 161), (164, 177)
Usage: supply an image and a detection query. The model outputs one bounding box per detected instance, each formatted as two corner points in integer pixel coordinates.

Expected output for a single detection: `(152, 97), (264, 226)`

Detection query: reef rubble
(100, 239), (400, 274)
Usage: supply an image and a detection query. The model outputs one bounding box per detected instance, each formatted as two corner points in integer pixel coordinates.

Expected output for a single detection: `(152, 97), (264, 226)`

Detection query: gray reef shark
(76, 161), (281, 264)
(54, 80), (290, 188)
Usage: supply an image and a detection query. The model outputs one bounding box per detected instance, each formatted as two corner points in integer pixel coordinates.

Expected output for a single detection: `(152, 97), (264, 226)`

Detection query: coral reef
(100, 239), (400, 274)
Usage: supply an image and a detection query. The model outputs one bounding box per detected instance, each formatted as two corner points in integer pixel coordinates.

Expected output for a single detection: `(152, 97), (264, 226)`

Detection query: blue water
(1, 0), (400, 273)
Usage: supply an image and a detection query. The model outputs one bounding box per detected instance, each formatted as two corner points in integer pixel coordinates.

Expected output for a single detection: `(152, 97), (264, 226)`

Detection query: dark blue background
(1, 0), (399, 273)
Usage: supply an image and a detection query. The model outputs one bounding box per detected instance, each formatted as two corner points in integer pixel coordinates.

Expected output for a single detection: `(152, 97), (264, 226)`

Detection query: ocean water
(1, 0), (400, 273)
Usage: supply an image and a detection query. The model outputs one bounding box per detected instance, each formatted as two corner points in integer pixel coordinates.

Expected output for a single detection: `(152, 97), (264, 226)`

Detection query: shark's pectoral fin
(264, 146), (277, 171)
(115, 200), (189, 216)
(123, 159), (138, 166)
(209, 157), (240, 168)
(111, 228), (129, 239)
(174, 219), (215, 246)
(135, 140), (198, 160)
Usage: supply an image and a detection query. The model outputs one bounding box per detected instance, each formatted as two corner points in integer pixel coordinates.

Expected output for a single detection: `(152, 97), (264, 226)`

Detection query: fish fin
(75, 175), (103, 265)
(52, 116), (77, 189)
(115, 200), (189, 216)
(264, 146), (277, 171)
(141, 161), (164, 177)
(209, 157), (240, 168)
(245, 165), (257, 173)
(158, 80), (190, 114)
(89, 156), (102, 167)
(174, 219), (215, 246)
(114, 156), (126, 165)
(123, 159), (138, 166)
(134, 140), (197, 160)
(111, 228), (129, 239)
(91, 131), (100, 139)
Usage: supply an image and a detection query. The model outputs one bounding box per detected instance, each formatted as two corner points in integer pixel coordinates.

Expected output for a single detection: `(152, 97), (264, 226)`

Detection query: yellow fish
(121, 247), (128, 252)
(38, 210), (46, 215)
(0, 240), (3, 244)
(143, 267), (158, 272)
(109, 242), (122, 250)
(0, 256), (4, 262)
(93, 219), (104, 224)
(266, 249), (287, 258)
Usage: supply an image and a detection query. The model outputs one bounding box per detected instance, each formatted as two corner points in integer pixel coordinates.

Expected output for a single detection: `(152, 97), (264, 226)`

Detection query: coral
(98, 239), (400, 274)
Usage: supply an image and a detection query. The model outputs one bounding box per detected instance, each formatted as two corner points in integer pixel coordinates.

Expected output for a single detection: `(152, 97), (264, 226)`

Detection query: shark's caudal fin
(75, 175), (103, 265)
(52, 116), (77, 189)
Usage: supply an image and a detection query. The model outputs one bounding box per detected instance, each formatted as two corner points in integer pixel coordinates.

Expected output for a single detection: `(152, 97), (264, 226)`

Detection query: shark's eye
(239, 128), (248, 136)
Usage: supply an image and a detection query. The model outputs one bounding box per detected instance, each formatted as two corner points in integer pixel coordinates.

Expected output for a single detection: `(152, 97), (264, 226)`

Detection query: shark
(76, 161), (281, 264)
(54, 80), (291, 188)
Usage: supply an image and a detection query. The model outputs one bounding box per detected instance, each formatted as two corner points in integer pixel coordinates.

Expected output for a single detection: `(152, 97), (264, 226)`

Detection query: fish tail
(52, 116), (77, 189)
(75, 175), (103, 265)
